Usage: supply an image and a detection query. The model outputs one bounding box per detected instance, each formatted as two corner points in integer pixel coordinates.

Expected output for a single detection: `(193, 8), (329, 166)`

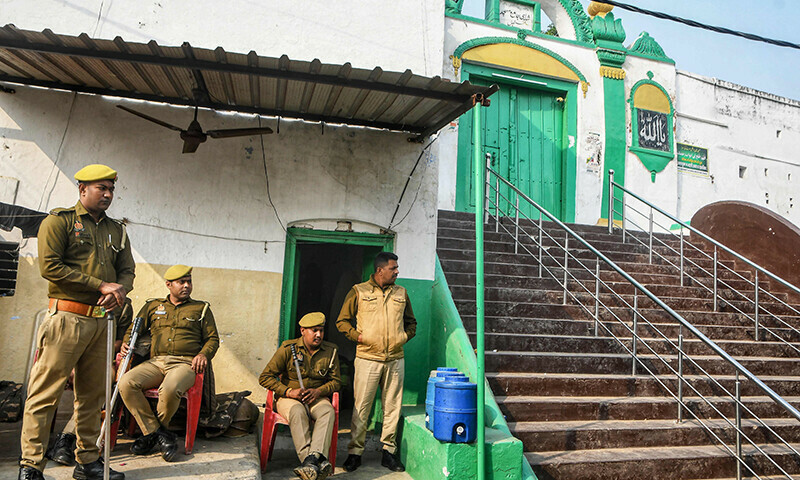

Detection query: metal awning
(0, 24), (497, 138)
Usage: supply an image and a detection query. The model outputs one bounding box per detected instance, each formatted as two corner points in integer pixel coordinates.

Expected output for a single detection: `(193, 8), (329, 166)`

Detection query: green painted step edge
(427, 255), (536, 480)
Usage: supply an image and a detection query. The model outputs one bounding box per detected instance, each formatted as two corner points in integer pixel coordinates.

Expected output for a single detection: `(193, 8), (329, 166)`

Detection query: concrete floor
(0, 390), (411, 480)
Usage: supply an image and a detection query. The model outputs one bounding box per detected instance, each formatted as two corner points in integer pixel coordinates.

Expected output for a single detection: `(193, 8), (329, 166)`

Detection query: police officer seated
(118, 265), (219, 462)
(260, 312), (341, 480)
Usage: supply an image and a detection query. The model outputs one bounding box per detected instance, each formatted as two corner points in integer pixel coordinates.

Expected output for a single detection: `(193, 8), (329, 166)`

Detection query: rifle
(290, 344), (311, 415)
(97, 316), (144, 449)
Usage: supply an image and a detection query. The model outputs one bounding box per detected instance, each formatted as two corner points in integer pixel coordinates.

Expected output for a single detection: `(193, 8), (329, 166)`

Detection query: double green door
(457, 74), (566, 220)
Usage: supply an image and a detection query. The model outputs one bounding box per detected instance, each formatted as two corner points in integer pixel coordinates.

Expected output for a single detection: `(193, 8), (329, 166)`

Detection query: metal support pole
(103, 312), (115, 480)
(648, 207), (654, 264)
(484, 153), (491, 226)
(594, 258), (600, 337)
(632, 290), (638, 376)
(679, 227), (685, 287)
(537, 212), (543, 278)
(621, 191), (627, 244)
(472, 102), (486, 480)
(754, 270), (760, 342)
(495, 177), (500, 233)
(735, 372), (742, 480)
(514, 196), (519, 255)
(607, 170), (615, 234)
(677, 328), (684, 423)
(563, 237), (569, 305)
(713, 247), (718, 312)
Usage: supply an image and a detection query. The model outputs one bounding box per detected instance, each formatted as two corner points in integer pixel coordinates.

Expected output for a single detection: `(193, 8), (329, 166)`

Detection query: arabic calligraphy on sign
(637, 109), (669, 152)
(499, 1), (535, 30)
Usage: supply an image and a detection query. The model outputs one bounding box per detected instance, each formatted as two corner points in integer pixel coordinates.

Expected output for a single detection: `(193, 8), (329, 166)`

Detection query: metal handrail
(610, 173), (800, 298)
(487, 165), (800, 424)
(485, 176), (800, 479)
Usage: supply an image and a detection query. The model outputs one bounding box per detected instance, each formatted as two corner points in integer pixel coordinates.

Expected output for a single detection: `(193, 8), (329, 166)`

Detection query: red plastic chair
(122, 372), (204, 454)
(260, 390), (339, 473)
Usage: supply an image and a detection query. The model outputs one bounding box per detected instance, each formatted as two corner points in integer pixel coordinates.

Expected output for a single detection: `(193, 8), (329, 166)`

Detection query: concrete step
(460, 316), (800, 343)
(511, 417), (800, 452)
(485, 350), (800, 377)
(487, 372), (800, 398)
(527, 442), (800, 480)
(497, 395), (800, 423)
(471, 333), (800, 358)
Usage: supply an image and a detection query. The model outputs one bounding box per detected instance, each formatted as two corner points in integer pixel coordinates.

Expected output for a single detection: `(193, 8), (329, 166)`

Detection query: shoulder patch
(48, 207), (71, 216)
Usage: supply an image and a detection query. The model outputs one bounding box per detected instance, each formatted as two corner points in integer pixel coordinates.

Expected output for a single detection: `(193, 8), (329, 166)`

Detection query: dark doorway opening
(292, 242), (383, 410)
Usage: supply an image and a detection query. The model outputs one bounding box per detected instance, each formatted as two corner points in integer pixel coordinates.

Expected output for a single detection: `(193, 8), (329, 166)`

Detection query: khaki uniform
(336, 276), (416, 455)
(259, 338), (340, 461)
(118, 297), (219, 435)
(21, 201), (135, 471)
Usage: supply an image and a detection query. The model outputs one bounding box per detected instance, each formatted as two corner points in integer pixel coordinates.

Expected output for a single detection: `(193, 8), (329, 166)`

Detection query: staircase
(437, 209), (800, 480)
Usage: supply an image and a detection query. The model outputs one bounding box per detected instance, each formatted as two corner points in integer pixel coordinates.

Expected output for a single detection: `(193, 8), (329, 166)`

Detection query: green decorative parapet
(396, 256), (533, 480)
(628, 31), (674, 64)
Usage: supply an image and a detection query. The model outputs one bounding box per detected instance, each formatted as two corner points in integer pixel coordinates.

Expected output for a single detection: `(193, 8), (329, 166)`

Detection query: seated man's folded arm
(198, 308), (220, 360)
(259, 347), (290, 397)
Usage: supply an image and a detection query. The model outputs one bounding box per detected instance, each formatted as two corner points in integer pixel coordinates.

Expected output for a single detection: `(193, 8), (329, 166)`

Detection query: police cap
(298, 312), (325, 328)
(74, 164), (118, 183)
(164, 264), (192, 281)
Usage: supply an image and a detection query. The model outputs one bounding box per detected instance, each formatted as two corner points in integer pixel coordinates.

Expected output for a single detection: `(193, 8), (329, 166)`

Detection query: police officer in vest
(19, 164), (135, 480)
(260, 312), (341, 480)
(118, 265), (219, 462)
(336, 252), (416, 472)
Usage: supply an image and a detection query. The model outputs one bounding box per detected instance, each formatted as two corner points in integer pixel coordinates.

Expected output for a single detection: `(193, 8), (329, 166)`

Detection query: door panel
(458, 75), (565, 220)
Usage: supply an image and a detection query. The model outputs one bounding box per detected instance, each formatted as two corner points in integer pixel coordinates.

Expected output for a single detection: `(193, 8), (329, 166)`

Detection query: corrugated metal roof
(0, 24), (497, 138)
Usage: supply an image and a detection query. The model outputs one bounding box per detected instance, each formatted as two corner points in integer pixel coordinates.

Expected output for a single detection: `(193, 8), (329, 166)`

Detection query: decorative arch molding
(551, 0), (594, 43)
(628, 72), (675, 180)
(451, 36), (589, 96)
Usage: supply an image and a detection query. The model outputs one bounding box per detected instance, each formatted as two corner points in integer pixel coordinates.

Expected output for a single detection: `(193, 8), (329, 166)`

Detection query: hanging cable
(258, 115), (286, 232)
(598, 0), (800, 50)
(387, 135), (438, 230)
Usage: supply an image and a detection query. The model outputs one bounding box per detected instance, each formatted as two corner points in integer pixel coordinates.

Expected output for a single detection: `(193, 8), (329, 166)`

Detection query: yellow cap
(164, 264), (192, 281)
(74, 164), (118, 183)
(298, 312), (325, 328)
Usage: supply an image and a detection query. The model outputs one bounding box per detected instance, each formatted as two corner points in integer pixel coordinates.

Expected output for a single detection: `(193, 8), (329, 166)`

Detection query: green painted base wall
(399, 407), (523, 480)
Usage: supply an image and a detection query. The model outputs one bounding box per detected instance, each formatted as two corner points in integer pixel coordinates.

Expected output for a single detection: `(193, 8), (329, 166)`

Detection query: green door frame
(278, 227), (395, 343)
(456, 62), (578, 222)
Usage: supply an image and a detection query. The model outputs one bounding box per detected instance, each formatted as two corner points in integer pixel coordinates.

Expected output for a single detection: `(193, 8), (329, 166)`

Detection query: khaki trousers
(118, 355), (196, 435)
(348, 357), (404, 455)
(20, 311), (108, 471)
(276, 397), (335, 462)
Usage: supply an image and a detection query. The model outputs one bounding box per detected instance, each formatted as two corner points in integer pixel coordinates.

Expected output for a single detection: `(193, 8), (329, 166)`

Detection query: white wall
(675, 71), (800, 226)
(2, 0), (444, 77)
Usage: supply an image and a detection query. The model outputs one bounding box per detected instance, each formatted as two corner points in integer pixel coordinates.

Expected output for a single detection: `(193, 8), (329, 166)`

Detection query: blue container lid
(436, 371), (463, 378)
(444, 375), (469, 382)
(437, 367), (458, 371)
(436, 381), (477, 390)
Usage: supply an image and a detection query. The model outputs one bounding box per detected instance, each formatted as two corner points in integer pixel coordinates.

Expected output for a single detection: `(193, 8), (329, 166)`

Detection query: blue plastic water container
(426, 371), (466, 430)
(433, 381), (477, 443)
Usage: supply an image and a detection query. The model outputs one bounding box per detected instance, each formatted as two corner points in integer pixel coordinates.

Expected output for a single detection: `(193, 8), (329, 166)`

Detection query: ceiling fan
(116, 104), (274, 153)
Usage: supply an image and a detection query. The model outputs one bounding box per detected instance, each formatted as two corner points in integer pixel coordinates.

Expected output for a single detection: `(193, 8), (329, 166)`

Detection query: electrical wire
(258, 115), (286, 232)
(599, 0), (800, 50)
(388, 135), (437, 229)
(38, 92), (78, 211)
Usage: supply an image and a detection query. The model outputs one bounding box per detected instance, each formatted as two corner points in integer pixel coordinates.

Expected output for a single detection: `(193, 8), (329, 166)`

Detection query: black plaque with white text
(637, 109), (669, 152)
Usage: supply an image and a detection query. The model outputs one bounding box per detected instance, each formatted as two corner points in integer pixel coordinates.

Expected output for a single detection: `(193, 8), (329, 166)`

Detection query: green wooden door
(457, 76), (566, 220)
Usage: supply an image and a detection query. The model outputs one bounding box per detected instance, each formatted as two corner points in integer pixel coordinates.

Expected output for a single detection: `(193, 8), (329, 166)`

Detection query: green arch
(452, 36), (587, 83)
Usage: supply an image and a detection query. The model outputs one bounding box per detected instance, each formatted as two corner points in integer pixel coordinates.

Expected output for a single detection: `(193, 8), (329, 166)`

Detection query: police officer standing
(260, 312), (341, 480)
(19, 164), (135, 480)
(118, 265), (219, 462)
(337, 252), (415, 472)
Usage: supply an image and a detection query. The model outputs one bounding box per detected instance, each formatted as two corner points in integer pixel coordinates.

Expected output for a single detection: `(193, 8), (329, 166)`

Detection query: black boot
(47, 432), (77, 466)
(72, 457), (125, 480)
(130, 430), (159, 455)
(342, 453), (361, 472)
(17, 466), (44, 480)
(155, 427), (178, 462)
(381, 449), (405, 472)
(292, 452), (320, 480)
(315, 453), (333, 480)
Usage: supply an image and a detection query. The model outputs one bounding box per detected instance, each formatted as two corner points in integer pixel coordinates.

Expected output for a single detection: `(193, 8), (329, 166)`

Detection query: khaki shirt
(38, 201), (135, 305)
(259, 338), (341, 398)
(336, 276), (416, 361)
(124, 297), (219, 360)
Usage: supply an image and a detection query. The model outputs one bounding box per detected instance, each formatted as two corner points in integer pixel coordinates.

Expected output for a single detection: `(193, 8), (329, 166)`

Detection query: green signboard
(677, 142), (708, 175)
